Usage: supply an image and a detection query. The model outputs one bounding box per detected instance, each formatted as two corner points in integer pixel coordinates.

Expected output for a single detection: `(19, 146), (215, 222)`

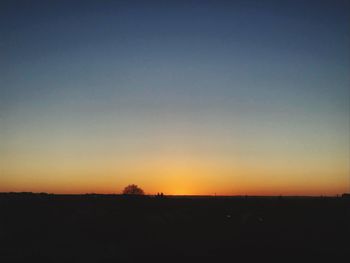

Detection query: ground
(0, 193), (349, 262)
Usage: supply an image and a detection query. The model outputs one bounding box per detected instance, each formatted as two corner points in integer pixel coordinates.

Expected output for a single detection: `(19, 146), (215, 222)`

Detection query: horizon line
(0, 191), (347, 198)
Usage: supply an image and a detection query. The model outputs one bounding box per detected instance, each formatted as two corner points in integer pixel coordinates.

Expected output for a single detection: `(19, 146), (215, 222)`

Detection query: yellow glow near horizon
(1, 105), (348, 196)
(1, 149), (348, 195)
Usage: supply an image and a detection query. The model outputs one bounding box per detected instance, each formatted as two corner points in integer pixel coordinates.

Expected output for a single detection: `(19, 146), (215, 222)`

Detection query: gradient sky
(1, 0), (349, 195)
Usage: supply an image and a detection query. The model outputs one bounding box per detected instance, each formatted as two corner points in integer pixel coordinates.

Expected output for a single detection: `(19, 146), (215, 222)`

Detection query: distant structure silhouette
(122, 184), (144, 195)
(156, 192), (164, 198)
(342, 193), (350, 198)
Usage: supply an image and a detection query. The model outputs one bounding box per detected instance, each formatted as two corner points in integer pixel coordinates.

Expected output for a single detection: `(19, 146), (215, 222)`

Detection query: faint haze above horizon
(1, 0), (349, 195)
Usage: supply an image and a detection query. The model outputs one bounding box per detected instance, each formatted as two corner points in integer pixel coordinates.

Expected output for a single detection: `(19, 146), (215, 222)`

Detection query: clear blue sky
(1, 0), (349, 195)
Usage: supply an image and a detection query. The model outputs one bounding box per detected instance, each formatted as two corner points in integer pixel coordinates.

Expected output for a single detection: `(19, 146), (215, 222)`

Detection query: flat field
(0, 193), (349, 262)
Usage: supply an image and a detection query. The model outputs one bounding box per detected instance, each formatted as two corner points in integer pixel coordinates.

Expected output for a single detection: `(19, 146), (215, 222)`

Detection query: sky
(1, 0), (349, 195)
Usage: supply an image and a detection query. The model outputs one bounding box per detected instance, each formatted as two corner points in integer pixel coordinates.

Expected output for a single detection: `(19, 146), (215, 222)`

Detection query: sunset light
(1, 1), (349, 262)
(1, 0), (349, 196)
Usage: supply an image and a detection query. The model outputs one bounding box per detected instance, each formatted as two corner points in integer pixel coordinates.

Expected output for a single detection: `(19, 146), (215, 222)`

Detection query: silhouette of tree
(122, 184), (144, 195)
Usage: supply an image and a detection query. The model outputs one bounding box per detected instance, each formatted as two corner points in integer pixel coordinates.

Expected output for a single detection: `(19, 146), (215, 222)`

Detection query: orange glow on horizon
(1, 141), (348, 196)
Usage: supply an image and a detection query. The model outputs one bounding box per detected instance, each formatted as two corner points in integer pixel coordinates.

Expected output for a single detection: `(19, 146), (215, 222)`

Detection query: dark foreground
(0, 193), (349, 262)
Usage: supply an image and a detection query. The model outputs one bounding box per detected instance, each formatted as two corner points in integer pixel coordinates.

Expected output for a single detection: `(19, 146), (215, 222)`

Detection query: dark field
(0, 193), (349, 262)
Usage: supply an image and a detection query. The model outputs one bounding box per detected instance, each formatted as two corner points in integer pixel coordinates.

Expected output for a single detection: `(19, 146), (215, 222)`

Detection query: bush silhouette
(122, 184), (144, 195)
